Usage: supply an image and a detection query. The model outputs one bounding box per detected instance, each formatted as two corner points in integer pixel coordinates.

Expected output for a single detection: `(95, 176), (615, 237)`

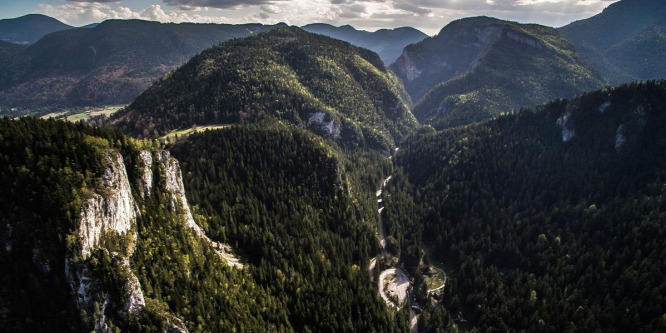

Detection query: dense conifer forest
(394, 81), (666, 332)
(172, 124), (409, 332)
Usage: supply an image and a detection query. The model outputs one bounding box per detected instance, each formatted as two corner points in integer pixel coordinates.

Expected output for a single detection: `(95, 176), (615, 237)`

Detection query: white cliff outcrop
(78, 151), (138, 259)
(153, 150), (243, 268)
(308, 112), (341, 138)
(394, 52), (421, 81)
(505, 30), (542, 49)
(138, 150), (154, 198)
(68, 148), (242, 331)
(118, 256), (145, 314)
(599, 101), (611, 113)
(556, 111), (575, 143)
(615, 125), (627, 150)
(614, 105), (647, 151)
(155, 150), (200, 234)
(70, 150), (145, 330)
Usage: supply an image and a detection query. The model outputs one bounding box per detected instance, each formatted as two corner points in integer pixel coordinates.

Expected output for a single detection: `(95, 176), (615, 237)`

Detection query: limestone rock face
(68, 148), (238, 331)
(69, 150), (146, 329)
(155, 150), (200, 234)
(505, 30), (542, 49)
(78, 151), (138, 259)
(119, 256), (145, 314)
(393, 52), (421, 82)
(308, 112), (341, 138)
(556, 111), (575, 143)
(138, 150), (154, 198)
(615, 125), (627, 150)
(165, 316), (190, 333)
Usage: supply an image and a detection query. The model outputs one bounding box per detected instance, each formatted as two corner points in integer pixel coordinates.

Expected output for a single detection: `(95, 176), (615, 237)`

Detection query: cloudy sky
(0, 0), (618, 35)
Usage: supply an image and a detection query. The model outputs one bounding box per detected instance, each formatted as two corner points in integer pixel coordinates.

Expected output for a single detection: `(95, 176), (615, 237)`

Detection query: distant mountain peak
(392, 16), (604, 129)
(112, 27), (417, 149)
(302, 23), (426, 64)
(0, 14), (72, 44)
(559, 0), (666, 84)
(0, 20), (284, 110)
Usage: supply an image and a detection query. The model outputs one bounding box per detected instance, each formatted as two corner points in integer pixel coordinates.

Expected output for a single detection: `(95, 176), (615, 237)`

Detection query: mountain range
(112, 27), (418, 151)
(0, 16), (428, 112)
(0, 19), (284, 109)
(2, 0), (665, 117)
(392, 16), (605, 129)
(559, 0), (666, 84)
(303, 23), (427, 64)
(1, 0), (666, 331)
(0, 14), (73, 44)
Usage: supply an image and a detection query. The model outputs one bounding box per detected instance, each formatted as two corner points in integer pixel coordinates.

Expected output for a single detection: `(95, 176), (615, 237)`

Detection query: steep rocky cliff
(66, 149), (157, 330)
(78, 151), (138, 259)
(65, 147), (241, 331)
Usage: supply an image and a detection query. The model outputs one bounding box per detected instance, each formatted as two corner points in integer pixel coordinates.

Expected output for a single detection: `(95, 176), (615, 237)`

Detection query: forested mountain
(391, 17), (604, 129)
(112, 27), (418, 151)
(394, 81), (666, 331)
(0, 19), (283, 111)
(0, 117), (409, 331)
(559, 0), (666, 84)
(0, 40), (24, 62)
(302, 23), (427, 64)
(0, 14), (73, 44)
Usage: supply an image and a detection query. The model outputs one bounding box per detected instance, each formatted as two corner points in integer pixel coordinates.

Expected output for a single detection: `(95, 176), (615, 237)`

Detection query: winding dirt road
(371, 172), (419, 332)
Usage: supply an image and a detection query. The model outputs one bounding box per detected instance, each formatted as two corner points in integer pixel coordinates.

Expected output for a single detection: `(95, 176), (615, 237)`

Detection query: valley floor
(372, 172), (420, 332)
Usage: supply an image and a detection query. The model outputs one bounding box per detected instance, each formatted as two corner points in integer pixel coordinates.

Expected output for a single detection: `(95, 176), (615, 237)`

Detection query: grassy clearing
(39, 105), (125, 122)
(424, 266), (447, 291)
(66, 113), (89, 122)
(40, 111), (68, 119)
(66, 105), (124, 122)
(159, 124), (232, 141)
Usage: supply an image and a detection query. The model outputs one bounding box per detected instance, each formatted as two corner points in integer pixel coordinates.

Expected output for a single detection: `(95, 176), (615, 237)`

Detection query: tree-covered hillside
(113, 27), (417, 151)
(0, 19), (283, 111)
(559, 0), (666, 84)
(395, 81), (666, 331)
(0, 40), (24, 63)
(0, 117), (409, 332)
(0, 14), (73, 44)
(391, 17), (604, 129)
(172, 124), (409, 332)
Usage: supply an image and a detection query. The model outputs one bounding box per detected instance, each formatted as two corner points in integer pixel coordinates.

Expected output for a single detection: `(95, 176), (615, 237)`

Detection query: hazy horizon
(0, 0), (619, 36)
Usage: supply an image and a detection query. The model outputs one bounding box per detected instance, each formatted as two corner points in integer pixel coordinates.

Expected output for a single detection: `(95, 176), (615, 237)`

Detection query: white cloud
(38, 3), (139, 24)
(67, 0), (121, 3)
(37, 0), (618, 34)
(37, 3), (235, 26)
(260, 4), (282, 13)
(162, 0), (286, 9)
